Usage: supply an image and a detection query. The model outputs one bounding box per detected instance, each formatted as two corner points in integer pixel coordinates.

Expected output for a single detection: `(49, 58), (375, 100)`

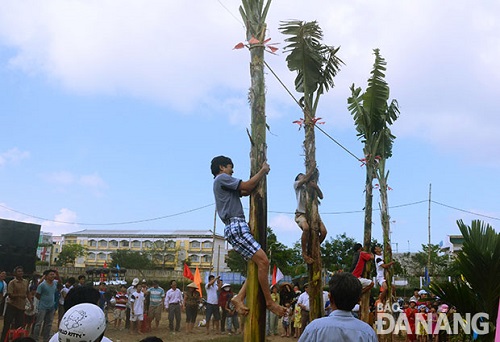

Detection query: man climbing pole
(294, 164), (327, 264)
(211, 155), (286, 318)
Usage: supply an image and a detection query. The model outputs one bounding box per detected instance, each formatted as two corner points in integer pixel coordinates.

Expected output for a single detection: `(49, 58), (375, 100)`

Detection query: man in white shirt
(205, 275), (221, 335)
(164, 280), (183, 333)
(297, 283), (310, 337)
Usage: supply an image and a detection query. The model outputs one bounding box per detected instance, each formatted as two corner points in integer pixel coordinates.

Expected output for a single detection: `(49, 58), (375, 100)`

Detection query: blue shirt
(298, 309), (377, 342)
(148, 287), (165, 307)
(36, 280), (58, 310)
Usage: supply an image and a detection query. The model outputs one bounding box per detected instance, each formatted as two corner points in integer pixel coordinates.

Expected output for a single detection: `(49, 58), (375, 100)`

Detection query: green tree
(57, 243), (86, 266)
(431, 220), (499, 341)
(226, 227), (301, 278)
(143, 239), (177, 270)
(267, 227), (297, 277)
(110, 249), (153, 270)
(347, 48), (399, 322)
(280, 19), (343, 321)
(321, 233), (356, 272)
(226, 249), (247, 274)
(411, 244), (451, 277)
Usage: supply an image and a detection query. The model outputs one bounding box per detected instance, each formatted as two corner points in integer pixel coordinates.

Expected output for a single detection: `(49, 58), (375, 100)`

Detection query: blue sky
(0, 0), (498, 253)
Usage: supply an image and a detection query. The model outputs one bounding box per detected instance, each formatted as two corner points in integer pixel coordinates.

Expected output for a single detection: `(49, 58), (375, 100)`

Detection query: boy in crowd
(114, 285), (128, 330)
(211, 156), (286, 317)
(147, 280), (165, 330)
(130, 283), (145, 335)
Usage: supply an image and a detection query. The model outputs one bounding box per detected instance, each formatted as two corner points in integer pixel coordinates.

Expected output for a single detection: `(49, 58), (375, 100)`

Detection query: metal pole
(427, 184), (432, 273)
(216, 245), (220, 275)
(210, 209), (217, 272)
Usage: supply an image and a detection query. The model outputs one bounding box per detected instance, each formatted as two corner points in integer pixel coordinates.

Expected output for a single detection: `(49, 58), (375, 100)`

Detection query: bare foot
(231, 295), (250, 316)
(266, 301), (287, 316)
(303, 254), (314, 264)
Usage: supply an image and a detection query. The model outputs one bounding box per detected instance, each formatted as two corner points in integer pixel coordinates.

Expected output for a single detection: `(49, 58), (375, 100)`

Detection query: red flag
(103, 261), (107, 268)
(183, 263), (194, 281)
(272, 265), (284, 285)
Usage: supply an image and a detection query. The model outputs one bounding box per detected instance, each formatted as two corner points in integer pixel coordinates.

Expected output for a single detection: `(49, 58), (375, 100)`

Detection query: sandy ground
(0, 312), (294, 342)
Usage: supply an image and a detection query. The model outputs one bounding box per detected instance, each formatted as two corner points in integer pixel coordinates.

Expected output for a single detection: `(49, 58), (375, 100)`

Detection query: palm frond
(431, 220), (499, 341)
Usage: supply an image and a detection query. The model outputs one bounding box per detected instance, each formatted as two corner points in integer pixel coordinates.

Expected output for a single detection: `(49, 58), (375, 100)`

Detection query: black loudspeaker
(0, 218), (41, 275)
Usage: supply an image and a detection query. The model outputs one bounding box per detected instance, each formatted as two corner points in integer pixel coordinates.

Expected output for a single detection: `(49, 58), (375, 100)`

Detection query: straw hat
(187, 282), (198, 289)
(131, 278), (139, 286)
(221, 283), (231, 289)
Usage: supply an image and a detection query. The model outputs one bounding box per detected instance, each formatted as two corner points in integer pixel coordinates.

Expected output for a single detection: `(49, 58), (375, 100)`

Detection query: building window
(98, 240), (107, 248)
(153, 254), (163, 263)
(55, 248), (59, 253)
(202, 241), (212, 249)
(166, 240), (176, 249)
(88, 253), (96, 260)
(202, 255), (212, 263)
(191, 255), (200, 262)
(166, 254), (175, 262)
(120, 240), (129, 247)
(131, 240), (141, 248)
(98, 253), (106, 260)
(154, 240), (165, 249)
(143, 240), (152, 248)
(109, 240), (118, 247)
(89, 240), (97, 247)
(190, 241), (200, 249)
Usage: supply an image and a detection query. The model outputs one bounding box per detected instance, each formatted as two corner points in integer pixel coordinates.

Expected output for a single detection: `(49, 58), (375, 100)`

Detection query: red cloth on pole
(183, 263), (194, 281)
(272, 265), (284, 285)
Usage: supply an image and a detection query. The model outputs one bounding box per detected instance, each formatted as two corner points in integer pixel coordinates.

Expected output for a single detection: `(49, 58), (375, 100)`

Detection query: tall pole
(240, 1), (271, 341)
(427, 184), (432, 278)
(210, 209), (217, 272)
(217, 245), (221, 275)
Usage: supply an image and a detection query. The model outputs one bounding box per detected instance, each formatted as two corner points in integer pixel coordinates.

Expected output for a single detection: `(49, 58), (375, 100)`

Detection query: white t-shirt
(375, 253), (385, 280)
(294, 180), (306, 213)
(205, 282), (219, 305)
(129, 291), (145, 315)
(297, 292), (310, 311)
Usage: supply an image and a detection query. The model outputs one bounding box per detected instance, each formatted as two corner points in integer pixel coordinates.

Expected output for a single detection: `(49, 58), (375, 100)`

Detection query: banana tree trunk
(378, 163), (393, 341)
(360, 158), (374, 323)
(245, 22), (268, 342)
(303, 114), (322, 322)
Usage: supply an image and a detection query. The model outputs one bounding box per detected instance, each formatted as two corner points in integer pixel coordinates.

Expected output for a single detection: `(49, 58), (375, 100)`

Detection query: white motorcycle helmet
(57, 303), (107, 342)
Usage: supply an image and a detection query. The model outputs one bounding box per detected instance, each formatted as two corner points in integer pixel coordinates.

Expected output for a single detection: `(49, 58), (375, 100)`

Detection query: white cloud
(0, 0), (499, 163)
(79, 173), (108, 196)
(43, 171), (75, 186)
(0, 148), (30, 167)
(269, 213), (298, 246)
(41, 208), (79, 236)
(42, 171), (108, 195)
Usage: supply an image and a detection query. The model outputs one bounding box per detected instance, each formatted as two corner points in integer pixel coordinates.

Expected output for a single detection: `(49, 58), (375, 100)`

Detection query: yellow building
(62, 229), (228, 272)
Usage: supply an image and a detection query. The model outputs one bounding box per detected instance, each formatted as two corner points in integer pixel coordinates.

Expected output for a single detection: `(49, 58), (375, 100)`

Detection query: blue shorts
(206, 303), (220, 322)
(224, 217), (261, 261)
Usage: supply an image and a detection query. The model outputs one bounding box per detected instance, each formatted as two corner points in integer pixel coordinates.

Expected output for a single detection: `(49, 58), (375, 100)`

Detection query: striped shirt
(115, 292), (128, 310)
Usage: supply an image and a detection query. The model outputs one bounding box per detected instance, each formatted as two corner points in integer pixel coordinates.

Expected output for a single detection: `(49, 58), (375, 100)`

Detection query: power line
(431, 200), (500, 221)
(1, 199), (497, 227)
(264, 60), (362, 163)
(0, 203), (214, 226)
